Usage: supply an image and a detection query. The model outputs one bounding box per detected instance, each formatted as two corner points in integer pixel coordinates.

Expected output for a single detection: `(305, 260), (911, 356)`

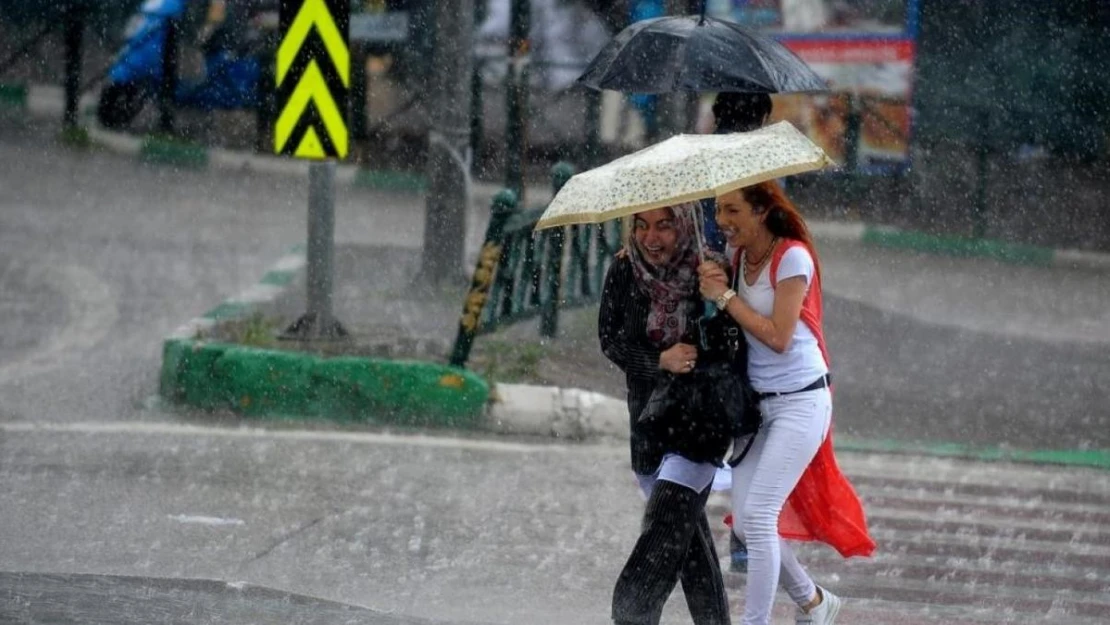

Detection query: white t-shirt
(736, 246), (829, 393)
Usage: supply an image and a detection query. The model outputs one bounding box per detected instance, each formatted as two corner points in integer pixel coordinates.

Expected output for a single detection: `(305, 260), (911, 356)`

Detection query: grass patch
(58, 125), (91, 149)
(200, 312), (280, 348)
(472, 339), (547, 384)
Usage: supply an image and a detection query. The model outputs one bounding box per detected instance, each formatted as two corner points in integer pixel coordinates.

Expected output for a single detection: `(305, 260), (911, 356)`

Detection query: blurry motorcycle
(96, 0), (278, 129)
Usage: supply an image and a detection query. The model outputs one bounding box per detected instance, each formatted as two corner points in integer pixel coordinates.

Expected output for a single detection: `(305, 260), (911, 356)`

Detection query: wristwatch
(715, 288), (736, 309)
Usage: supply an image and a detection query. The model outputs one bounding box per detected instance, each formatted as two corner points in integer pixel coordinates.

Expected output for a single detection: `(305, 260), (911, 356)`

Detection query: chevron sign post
(275, 0), (349, 159)
(276, 0), (350, 340)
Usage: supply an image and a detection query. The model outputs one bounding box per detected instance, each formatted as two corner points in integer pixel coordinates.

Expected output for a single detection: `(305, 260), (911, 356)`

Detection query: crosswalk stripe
(706, 455), (1110, 624)
(836, 454), (1110, 495)
(797, 573), (1110, 620)
(707, 501), (1110, 543)
(800, 554), (1110, 589)
(862, 511), (1109, 544)
(864, 532), (1110, 563)
(858, 483), (1110, 517)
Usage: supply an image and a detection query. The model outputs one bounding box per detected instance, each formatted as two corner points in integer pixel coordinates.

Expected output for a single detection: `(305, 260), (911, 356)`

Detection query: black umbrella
(577, 15), (826, 94)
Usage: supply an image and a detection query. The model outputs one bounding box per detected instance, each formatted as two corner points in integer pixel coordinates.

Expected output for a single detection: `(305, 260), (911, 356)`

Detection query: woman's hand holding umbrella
(698, 261), (731, 303)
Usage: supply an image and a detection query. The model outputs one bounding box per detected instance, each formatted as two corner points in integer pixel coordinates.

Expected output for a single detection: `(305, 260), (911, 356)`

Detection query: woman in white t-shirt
(697, 181), (874, 625)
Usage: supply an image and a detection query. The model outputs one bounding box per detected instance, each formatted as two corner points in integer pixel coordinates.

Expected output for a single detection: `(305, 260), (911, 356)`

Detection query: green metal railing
(449, 161), (624, 368)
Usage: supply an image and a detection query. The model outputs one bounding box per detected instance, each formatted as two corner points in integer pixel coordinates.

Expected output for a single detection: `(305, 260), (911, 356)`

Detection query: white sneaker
(795, 587), (842, 625)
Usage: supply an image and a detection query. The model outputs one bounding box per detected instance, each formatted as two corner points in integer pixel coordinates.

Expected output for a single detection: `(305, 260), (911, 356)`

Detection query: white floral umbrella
(534, 121), (834, 231)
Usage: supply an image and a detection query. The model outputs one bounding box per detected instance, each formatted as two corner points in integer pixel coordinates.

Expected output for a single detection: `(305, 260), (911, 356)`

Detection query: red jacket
(732, 239), (876, 558)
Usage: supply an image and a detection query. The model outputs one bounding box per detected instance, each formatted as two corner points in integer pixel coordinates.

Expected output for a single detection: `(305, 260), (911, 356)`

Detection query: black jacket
(599, 257), (668, 474)
(599, 256), (758, 473)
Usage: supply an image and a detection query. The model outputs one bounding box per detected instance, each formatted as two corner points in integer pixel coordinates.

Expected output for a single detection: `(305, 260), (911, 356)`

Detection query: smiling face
(715, 189), (766, 249)
(632, 207), (679, 267)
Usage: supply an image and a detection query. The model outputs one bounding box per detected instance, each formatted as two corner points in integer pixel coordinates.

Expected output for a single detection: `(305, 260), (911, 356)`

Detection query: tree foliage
(915, 0), (1108, 160)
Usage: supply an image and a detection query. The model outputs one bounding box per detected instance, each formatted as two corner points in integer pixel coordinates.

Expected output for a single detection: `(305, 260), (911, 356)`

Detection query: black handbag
(637, 305), (761, 465)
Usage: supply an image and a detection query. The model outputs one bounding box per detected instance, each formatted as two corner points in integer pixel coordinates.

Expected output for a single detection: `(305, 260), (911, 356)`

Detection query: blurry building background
(1, 0), (1107, 249)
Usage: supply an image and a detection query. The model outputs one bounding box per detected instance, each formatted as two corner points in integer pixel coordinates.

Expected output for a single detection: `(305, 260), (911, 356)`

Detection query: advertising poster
(707, 0), (918, 172)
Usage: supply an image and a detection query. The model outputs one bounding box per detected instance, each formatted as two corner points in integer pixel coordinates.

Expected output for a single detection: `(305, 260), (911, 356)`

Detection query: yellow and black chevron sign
(275, 0), (349, 159)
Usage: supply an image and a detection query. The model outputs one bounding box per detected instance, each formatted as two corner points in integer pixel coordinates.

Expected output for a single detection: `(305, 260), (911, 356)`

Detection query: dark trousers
(612, 480), (730, 625)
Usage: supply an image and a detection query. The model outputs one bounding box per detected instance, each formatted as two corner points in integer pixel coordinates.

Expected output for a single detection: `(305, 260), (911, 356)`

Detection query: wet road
(818, 237), (1110, 450)
(1, 422), (1106, 625)
(824, 285), (1108, 449)
(0, 116), (490, 424)
(1, 113), (1107, 623)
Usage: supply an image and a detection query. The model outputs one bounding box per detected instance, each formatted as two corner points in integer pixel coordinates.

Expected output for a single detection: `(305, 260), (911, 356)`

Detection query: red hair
(741, 181), (821, 277)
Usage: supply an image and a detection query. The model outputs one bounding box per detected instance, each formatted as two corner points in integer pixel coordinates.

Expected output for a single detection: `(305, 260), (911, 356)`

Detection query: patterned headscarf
(627, 203), (725, 348)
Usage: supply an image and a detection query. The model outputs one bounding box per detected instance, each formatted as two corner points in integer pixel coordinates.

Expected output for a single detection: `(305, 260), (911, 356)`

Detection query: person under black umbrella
(701, 92), (774, 253)
(712, 92), (773, 134)
(577, 11), (822, 255)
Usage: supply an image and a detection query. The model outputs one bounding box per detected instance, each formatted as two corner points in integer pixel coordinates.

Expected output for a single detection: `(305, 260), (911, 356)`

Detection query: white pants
(730, 388), (832, 625)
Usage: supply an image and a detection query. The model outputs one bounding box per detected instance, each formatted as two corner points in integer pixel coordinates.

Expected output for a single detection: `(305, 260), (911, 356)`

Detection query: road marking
(837, 453), (1110, 491)
(0, 420), (588, 455)
(271, 252), (307, 273)
(227, 282), (285, 305)
(169, 514), (246, 527)
(709, 473), (1110, 625)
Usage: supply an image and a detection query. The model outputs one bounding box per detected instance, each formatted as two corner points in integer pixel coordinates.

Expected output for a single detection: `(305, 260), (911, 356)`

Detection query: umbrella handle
(692, 202), (716, 319)
(693, 202), (708, 264)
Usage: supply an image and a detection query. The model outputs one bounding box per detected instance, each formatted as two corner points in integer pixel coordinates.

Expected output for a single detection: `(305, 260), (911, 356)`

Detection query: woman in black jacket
(599, 203), (732, 625)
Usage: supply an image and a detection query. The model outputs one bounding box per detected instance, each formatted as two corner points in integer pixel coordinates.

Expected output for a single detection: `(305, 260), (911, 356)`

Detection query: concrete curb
(861, 227), (1110, 271)
(13, 84), (421, 189)
(139, 135), (209, 168)
(0, 83), (27, 108)
(485, 383), (630, 440)
(6, 83), (98, 118)
(159, 248), (490, 427)
(353, 168), (428, 192)
(491, 384), (1110, 470)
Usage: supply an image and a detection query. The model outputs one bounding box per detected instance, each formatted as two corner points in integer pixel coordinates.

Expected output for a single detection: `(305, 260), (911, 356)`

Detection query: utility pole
(62, 0), (84, 130)
(658, 0), (695, 135)
(504, 0), (530, 197)
(421, 0), (476, 284)
(159, 15), (178, 135)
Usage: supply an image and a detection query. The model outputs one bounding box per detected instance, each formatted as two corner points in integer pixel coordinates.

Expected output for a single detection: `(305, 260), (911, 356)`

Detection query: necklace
(744, 237), (778, 270)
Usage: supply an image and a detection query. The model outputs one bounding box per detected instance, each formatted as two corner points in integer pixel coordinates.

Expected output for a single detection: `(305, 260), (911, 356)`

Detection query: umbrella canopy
(534, 121), (833, 231)
(577, 15), (826, 94)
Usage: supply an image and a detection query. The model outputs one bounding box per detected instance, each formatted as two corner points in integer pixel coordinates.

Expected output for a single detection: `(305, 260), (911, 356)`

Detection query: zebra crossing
(706, 452), (1110, 624)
